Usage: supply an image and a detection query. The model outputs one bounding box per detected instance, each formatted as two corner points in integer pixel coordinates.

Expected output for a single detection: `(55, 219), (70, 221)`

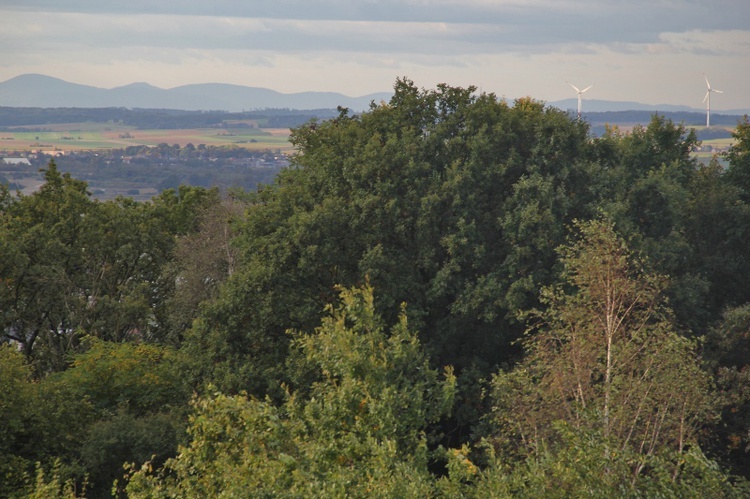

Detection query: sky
(1, 1), (749, 110)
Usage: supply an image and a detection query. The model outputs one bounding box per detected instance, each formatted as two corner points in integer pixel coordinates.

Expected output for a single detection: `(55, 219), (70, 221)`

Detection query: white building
(2, 157), (32, 165)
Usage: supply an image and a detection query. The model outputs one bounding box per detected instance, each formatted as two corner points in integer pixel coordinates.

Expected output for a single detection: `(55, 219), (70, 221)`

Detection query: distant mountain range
(1, 74), (748, 115)
(0, 74), (392, 112)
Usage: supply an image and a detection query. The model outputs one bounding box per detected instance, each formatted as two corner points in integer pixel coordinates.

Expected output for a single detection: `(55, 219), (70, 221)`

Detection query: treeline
(585, 110), (738, 140)
(116, 142), (279, 159)
(0, 107), (340, 130)
(1, 106), (744, 137)
(2, 79), (750, 497)
(584, 110), (742, 127)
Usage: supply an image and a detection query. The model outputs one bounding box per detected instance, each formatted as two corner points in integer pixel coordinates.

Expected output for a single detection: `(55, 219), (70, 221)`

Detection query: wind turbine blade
(570, 83), (581, 93)
(714, 89), (724, 94)
(703, 91), (709, 103)
(581, 85), (593, 93)
(704, 75), (711, 90)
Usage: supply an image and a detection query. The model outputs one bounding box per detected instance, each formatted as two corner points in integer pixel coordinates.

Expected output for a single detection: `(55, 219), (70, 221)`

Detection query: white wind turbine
(703, 74), (723, 127)
(569, 83), (593, 119)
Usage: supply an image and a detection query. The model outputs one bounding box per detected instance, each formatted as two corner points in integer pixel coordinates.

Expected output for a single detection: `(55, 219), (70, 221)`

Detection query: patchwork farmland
(0, 122), (293, 153)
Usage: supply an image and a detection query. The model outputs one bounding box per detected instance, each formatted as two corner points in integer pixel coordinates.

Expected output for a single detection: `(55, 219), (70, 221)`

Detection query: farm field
(0, 117), (737, 157)
(0, 120), (292, 201)
(693, 136), (734, 164)
(0, 121), (293, 153)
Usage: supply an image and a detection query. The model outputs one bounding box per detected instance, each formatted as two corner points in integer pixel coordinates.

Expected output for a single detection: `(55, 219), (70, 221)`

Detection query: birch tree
(490, 219), (715, 477)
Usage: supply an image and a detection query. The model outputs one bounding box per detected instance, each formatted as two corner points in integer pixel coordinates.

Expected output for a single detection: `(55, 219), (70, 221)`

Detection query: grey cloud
(3, 1), (749, 38)
(0, 12), (737, 60)
(0, 16), (591, 58)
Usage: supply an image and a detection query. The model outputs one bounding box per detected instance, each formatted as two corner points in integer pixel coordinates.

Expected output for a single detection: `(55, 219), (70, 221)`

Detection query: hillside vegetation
(2, 79), (750, 497)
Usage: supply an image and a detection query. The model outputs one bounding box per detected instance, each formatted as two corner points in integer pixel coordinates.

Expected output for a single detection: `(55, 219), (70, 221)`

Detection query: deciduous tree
(183, 79), (598, 399)
(489, 220), (716, 478)
(127, 284), (455, 497)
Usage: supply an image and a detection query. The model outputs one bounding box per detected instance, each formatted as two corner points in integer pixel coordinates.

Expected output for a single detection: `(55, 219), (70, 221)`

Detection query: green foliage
(25, 460), (85, 499)
(0, 161), (94, 371)
(127, 284), (455, 497)
(0, 343), (165, 495)
(0, 345), (36, 497)
(0, 345), (95, 497)
(293, 282), (456, 455)
(724, 115), (750, 201)
(0, 340), (189, 498)
(53, 340), (188, 416)
(82, 411), (181, 497)
(0, 161), (215, 372)
(186, 78), (598, 399)
(163, 195), (244, 339)
(680, 159), (749, 326)
(703, 304), (750, 478)
(468, 423), (748, 498)
(591, 116), (713, 331)
(488, 220), (716, 476)
(47, 341), (188, 496)
(683, 116), (750, 322)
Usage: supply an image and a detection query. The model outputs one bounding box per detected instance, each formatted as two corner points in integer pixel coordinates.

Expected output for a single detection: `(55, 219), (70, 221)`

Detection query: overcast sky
(1, 1), (748, 110)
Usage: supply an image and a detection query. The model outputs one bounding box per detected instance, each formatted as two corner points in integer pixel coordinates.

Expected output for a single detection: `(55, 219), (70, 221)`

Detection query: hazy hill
(0, 74), (392, 112)
(4, 74), (750, 115)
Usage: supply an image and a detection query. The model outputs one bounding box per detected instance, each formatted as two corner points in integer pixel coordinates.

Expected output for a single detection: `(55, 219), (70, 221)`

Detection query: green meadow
(0, 122), (293, 153)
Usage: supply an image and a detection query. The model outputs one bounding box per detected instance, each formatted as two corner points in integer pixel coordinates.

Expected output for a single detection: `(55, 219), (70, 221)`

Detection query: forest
(1, 79), (750, 497)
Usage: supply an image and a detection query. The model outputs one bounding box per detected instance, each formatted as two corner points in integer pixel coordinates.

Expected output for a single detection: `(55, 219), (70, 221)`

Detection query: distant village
(1, 144), (289, 200)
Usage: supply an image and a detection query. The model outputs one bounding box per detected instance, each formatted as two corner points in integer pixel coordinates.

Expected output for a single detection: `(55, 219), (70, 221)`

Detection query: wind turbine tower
(569, 83), (593, 119)
(703, 74), (723, 127)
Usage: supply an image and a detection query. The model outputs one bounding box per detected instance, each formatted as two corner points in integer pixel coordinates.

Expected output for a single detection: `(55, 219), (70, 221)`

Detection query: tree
(468, 422), (748, 498)
(0, 162), (215, 372)
(79, 185), (217, 346)
(489, 219), (716, 478)
(703, 304), (750, 479)
(182, 79), (598, 399)
(127, 284), (455, 497)
(683, 159), (750, 324)
(724, 115), (750, 201)
(591, 115), (709, 332)
(0, 345), (37, 497)
(0, 161), (94, 372)
(0, 344), (96, 497)
(45, 340), (189, 497)
(163, 194), (245, 340)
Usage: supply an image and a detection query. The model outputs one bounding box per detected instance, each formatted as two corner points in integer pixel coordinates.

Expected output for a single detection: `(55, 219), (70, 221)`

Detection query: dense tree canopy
(128, 284), (456, 497)
(0, 162), (216, 372)
(184, 80), (603, 400)
(1, 80), (749, 496)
